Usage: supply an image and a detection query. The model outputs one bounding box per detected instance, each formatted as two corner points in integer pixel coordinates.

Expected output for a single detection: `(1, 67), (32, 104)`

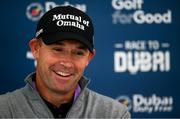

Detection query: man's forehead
(53, 40), (87, 49)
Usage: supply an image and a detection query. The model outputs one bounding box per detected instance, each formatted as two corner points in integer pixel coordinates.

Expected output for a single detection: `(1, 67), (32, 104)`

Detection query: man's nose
(59, 60), (73, 68)
(59, 52), (74, 68)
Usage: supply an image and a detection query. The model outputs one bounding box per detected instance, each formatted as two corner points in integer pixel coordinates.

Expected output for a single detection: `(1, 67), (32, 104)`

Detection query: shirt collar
(30, 74), (81, 103)
(25, 72), (90, 101)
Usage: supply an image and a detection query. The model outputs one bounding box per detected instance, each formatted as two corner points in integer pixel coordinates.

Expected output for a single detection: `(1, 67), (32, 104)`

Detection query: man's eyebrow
(77, 45), (88, 50)
(51, 41), (88, 50)
(54, 42), (64, 45)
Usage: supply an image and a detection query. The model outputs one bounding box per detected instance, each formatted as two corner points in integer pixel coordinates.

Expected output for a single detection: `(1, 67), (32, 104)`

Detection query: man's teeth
(56, 71), (70, 77)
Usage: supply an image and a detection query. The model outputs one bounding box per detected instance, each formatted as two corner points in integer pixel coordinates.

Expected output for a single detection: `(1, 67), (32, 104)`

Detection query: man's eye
(76, 51), (85, 56)
(53, 48), (63, 52)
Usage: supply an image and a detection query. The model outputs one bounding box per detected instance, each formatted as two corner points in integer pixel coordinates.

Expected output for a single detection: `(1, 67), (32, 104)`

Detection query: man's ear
(29, 38), (41, 59)
(86, 49), (96, 66)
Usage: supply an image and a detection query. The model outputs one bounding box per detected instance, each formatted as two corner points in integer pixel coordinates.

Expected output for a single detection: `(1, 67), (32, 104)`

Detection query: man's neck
(35, 79), (76, 108)
(40, 89), (74, 108)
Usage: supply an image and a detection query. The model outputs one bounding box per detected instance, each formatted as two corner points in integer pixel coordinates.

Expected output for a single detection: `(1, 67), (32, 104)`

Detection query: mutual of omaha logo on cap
(35, 6), (94, 52)
(52, 13), (90, 31)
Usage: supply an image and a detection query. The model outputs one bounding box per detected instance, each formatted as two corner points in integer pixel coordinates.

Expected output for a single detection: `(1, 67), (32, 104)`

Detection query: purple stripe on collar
(73, 84), (81, 102)
(32, 80), (37, 91)
(32, 81), (81, 103)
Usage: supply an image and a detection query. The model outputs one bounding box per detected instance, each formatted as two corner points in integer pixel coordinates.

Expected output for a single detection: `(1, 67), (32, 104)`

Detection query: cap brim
(42, 32), (93, 52)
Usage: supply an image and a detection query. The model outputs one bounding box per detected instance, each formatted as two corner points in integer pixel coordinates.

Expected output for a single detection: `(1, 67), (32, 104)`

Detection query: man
(0, 6), (130, 118)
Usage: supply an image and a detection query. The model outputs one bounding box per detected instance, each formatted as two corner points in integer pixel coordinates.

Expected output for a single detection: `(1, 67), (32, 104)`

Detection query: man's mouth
(51, 64), (74, 78)
(54, 71), (72, 77)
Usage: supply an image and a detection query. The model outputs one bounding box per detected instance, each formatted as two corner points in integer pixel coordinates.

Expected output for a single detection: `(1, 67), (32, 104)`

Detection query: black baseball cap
(35, 6), (94, 52)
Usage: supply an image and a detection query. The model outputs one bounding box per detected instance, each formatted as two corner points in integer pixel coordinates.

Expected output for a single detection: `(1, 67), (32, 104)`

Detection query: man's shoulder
(0, 85), (30, 108)
(0, 88), (25, 117)
(0, 87), (25, 104)
(87, 89), (124, 107)
(84, 89), (131, 118)
(0, 92), (10, 103)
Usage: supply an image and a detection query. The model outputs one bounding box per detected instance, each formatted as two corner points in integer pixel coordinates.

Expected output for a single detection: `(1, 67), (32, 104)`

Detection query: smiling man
(0, 6), (130, 118)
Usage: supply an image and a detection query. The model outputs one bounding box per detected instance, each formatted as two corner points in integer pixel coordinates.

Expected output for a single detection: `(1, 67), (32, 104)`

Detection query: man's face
(30, 39), (95, 95)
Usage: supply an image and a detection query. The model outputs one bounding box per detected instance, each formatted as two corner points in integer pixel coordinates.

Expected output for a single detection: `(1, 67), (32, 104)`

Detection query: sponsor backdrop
(0, 0), (179, 118)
